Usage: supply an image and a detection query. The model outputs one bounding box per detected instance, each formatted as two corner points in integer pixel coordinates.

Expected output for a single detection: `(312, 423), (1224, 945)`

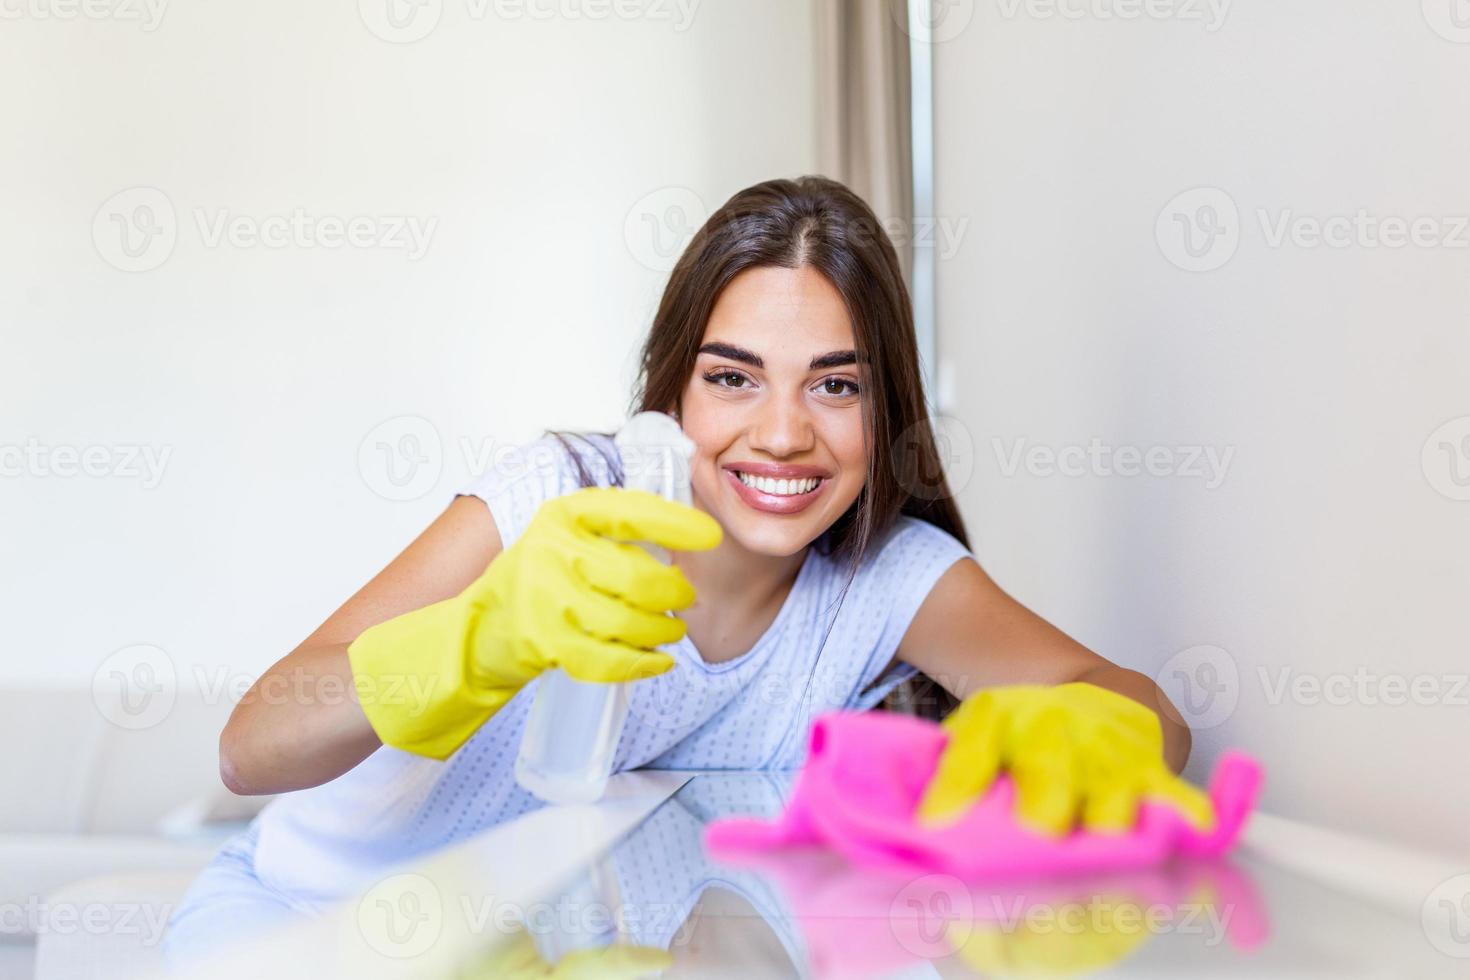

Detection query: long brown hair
(550, 175), (968, 721)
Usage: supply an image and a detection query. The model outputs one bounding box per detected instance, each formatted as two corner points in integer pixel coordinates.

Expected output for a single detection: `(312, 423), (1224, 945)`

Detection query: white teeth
(736, 471), (820, 496)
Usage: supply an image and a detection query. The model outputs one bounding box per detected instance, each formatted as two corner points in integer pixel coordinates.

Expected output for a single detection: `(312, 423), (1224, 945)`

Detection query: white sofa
(1, 686), (270, 980)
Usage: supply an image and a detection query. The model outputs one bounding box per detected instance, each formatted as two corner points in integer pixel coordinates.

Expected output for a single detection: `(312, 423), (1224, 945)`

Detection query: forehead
(702, 265), (854, 356)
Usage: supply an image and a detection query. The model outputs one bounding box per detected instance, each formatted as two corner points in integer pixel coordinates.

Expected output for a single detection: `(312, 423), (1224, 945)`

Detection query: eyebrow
(697, 342), (859, 372)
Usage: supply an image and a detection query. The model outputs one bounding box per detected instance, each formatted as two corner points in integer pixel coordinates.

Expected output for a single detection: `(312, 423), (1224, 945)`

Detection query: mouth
(722, 466), (831, 515)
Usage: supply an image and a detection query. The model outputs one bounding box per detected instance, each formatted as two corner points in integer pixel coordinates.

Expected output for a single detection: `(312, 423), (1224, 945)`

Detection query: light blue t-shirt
(188, 433), (972, 918)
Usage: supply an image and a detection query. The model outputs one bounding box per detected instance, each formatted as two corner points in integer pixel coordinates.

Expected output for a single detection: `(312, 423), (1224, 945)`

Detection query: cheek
(825, 416), (868, 475)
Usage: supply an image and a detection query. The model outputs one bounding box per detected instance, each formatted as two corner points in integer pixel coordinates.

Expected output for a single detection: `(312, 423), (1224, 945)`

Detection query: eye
(703, 370), (752, 390)
(817, 376), (861, 398)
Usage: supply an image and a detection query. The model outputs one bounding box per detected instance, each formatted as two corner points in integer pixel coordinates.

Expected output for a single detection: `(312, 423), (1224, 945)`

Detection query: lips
(723, 466), (830, 515)
(723, 461), (831, 479)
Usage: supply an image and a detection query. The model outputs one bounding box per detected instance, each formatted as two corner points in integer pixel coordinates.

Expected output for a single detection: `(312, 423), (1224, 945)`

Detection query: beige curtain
(814, 0), (915, 288)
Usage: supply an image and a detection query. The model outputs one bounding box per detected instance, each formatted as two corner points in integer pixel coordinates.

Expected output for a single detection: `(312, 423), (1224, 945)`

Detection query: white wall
(1, 2), (817, 691)
(933, 0), (1469, 855)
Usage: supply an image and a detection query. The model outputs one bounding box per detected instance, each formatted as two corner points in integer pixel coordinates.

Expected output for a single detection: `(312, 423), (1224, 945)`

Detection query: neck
(671, 493), (810, 621)
(671, 526), (807, 612)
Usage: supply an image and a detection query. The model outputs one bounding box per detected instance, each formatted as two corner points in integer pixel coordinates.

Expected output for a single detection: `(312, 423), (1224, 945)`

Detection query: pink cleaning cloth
(704, 710), (1263, 879)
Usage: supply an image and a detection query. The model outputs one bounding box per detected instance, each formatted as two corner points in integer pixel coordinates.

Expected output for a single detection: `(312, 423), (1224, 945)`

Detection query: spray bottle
(514, 411), (695, 804)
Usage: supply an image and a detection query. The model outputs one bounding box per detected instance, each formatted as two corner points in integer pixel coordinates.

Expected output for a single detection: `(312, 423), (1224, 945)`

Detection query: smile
(734, 471), (821, 496)
(723, 467), (830, 515)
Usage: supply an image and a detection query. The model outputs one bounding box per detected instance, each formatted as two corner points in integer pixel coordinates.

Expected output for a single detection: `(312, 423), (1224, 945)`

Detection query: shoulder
(864, 514), (972, 580)
(827, 515), (974, 633)
(827, 515), (975, 709)
(858, 515), (975, 648)
(456, 431), (619, 546)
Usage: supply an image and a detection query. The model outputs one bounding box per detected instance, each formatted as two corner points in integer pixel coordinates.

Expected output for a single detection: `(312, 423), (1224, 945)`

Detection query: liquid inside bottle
(514, 411), (695, 804)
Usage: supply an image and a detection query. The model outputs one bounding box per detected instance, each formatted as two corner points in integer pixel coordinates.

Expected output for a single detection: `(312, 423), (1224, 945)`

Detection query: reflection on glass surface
(454, 772), (1272, 979)
(453, 772), (803, 978)
(461, 773), (1282, 978)
(377, 773), (1464, 980)
(712, 845), (1268, 978)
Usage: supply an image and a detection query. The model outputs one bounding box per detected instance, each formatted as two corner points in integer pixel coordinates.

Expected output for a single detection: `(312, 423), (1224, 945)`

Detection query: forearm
(219, 643), (383, 795)
(1074, 664), (1192, 774)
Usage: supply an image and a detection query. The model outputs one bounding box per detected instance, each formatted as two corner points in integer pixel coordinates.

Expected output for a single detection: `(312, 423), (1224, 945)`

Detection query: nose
(748, 386), (816, 458)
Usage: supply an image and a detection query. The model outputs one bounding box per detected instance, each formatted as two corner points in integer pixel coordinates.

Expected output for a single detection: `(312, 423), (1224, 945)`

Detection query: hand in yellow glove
(915, 683), (1214, 836)
(348, 486), (723, 760)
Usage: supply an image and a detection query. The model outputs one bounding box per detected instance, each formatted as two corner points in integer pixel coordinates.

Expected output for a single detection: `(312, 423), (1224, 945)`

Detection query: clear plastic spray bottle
(514, 411), (695, 804)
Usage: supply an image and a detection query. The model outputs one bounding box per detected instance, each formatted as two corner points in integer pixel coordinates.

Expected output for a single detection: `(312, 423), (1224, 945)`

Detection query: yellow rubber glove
(348, 486), (722, 760)
(915, 683), (1214, 836)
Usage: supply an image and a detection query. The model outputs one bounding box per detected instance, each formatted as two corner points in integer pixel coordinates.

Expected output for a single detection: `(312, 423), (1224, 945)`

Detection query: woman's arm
(896, 557), (1192, 773)
(219, 495), (503, 795)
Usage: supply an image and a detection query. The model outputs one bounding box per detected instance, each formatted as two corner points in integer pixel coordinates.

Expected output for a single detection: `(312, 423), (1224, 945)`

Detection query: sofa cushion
(32, 871), (200, 980)
(0, 837), (216, 941)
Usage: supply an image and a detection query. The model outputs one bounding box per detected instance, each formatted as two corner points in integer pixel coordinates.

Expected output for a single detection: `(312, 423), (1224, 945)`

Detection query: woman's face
(678, 264), (868, 558)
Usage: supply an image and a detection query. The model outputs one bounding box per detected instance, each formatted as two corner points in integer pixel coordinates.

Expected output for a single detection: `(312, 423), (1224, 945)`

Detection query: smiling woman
(166, 176), (1201, 969)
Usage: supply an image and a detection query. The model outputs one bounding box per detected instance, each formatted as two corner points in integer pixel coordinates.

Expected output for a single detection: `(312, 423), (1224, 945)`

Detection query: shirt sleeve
(455, 432), (619, 548)
(846, 516), (973, 711)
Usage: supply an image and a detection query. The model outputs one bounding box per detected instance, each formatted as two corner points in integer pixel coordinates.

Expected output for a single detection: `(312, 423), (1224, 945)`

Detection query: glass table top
(191, 771), (1465, 979)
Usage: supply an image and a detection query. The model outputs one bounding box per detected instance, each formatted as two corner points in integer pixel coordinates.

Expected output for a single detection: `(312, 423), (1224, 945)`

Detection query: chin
(722, 521), (817, 559)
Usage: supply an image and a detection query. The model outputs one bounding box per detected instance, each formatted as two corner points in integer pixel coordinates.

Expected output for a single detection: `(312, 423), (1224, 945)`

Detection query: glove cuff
(348, 596), (511, 761)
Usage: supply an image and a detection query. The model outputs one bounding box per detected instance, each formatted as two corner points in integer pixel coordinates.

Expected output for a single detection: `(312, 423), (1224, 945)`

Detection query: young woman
(163, 176), (1208, 964)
